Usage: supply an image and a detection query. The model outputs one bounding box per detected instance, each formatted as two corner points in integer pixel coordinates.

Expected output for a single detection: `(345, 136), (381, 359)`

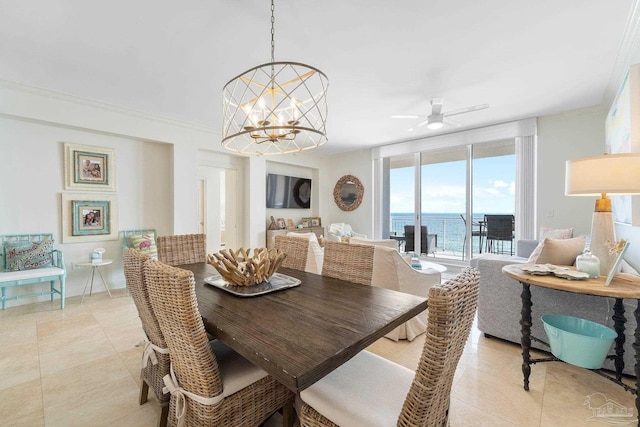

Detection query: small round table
(419, 260), (447, 273)
(74, 259), (113, 302)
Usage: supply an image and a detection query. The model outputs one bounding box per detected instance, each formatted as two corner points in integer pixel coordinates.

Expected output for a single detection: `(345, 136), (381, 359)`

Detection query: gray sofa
(470, 240), (638, 376)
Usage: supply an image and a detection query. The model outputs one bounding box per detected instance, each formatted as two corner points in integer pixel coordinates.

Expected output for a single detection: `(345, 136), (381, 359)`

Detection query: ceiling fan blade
(444, 103), (489, 117)
(391, 115), (421, 119)
(443, 117), (462, 128)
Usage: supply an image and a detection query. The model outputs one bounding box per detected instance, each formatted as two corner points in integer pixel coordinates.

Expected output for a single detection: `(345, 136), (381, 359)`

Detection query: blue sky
(390, 155), (515, 214)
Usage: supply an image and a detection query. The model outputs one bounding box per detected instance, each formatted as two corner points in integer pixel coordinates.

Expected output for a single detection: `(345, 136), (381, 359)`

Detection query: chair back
(144, 259), (223, 422)
(484, 215), (514, 240)
(274, 235), (309, 271)
(398, 267), (479, 427)
(321, 240), (374, 286)
(123, 249), (170, 404)
(156, 233), (206, 266)
(403, 225), (429, 254)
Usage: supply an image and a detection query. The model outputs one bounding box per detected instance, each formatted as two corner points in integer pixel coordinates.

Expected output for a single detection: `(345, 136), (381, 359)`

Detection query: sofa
(470, 239), (638, 376)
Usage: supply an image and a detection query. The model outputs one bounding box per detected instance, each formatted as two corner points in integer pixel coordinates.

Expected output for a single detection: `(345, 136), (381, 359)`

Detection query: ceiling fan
(392, 98), (489, 131)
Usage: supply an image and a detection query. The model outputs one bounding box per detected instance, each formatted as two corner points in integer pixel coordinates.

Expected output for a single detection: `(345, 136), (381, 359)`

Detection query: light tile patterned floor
(0, 290), (636, 426)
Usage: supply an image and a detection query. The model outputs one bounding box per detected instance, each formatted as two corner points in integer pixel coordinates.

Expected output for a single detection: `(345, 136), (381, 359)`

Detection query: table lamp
(565, 153), (640, 275)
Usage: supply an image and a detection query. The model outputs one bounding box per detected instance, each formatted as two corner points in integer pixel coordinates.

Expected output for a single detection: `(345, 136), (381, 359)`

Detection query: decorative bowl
(207, 247), (287, 286)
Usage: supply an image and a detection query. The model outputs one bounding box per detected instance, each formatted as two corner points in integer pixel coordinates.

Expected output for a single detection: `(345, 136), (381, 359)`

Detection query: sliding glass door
(385, 139), (515, 263)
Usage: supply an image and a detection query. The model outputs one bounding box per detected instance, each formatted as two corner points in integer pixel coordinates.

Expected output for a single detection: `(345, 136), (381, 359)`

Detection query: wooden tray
(204, 272), (301, 297)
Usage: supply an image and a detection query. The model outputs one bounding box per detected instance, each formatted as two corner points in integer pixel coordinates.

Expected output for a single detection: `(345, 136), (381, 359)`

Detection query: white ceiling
(0, 1), (636, 155)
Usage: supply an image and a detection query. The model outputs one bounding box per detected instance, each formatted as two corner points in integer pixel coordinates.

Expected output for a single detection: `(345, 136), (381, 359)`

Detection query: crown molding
(0, 78), (221, 140)
(604, 0), (640, 107)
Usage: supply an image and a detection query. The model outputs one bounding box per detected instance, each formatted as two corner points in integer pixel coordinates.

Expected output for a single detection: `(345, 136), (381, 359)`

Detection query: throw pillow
(129, 232), (158, 260)
(4, 239), (54, 271)
(539, 226), (573, 240)
(527, 236), (586, 266)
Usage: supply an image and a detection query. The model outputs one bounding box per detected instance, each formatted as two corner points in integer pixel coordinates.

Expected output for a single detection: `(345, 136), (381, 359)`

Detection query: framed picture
(61, 193), (119, 243)
(277, 218), (287, 230)
(300, 218), (310, 228)
(64, 143), (117, 191)
(287, 219), (296, 229)
(311, 217), (322, 227)
(606, 64), (640, 225)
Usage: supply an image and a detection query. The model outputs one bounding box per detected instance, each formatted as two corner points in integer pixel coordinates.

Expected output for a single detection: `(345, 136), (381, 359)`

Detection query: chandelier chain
(270, 0), (275, 64)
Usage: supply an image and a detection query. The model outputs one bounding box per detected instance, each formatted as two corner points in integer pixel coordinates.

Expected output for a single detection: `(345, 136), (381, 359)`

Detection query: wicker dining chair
(321, 240), (375, 286)
(156, 233), (206, 266)
(123, 249), (170, 427)
(144, 259), (294, 427)
(274, 235), (310, 271)
(298, 267), (480, 427)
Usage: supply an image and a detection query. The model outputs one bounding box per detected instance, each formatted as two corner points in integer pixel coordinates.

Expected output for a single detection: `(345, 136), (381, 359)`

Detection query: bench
(0, 234), (66, 309)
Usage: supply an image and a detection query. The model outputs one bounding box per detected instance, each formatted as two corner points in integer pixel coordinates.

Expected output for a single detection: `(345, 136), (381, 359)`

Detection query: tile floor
(1, 290), (637, 426)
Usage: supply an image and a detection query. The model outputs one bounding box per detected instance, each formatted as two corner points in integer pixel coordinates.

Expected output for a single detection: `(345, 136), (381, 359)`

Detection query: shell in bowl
(207, 247), (287, 286)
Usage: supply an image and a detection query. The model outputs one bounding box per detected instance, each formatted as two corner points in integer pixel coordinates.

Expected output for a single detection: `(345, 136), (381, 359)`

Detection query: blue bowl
(541, 314), (617, 369)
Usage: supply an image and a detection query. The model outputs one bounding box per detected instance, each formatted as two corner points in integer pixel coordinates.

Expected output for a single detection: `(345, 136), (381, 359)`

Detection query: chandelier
(222, 0), (329, 156)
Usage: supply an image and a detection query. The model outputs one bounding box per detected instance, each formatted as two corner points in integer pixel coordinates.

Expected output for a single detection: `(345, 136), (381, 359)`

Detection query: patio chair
(144, 259), (294, 426)
(321, 240), (374, 286)
(123, 249), (170, 427)
(298, 267), (479, 427)
(156, 233), (206, 266)
(403, 225), (436, 256)
(484, 215), (515, 255)
(460, 214), (485, 258)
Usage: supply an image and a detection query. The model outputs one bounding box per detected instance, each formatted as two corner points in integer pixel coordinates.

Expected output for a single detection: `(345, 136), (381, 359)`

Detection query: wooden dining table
(178, 263), (429, 395)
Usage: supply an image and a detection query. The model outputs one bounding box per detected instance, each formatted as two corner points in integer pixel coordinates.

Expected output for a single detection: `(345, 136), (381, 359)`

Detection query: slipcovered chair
(349, 237), (397, 250)
(370, 245), (441, 341)
(325, 223), (366, 242)
(156, 233), (206, 266)
(144, 259), (294, 426)
(275, 233), (324, 274)
(123, 249), (170, 427)
(298, 268), (479, 427)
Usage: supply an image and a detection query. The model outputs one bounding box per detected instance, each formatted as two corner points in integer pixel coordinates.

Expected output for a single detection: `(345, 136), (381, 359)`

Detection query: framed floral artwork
(64, 143), (117, 191)
(61, 193), (119, 242)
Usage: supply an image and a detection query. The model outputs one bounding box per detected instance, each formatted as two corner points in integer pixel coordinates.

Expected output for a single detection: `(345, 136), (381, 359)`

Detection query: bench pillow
(129, 232), (158, 260)
(4, 239), (54, 271)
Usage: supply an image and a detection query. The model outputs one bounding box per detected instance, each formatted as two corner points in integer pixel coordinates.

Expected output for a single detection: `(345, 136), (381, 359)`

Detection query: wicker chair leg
(158, 403), (169, 427)
(139, 380), (149, 405)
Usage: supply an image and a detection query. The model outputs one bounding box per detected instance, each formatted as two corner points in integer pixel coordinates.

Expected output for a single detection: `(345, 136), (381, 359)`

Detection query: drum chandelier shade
(221, 1), (329, 156)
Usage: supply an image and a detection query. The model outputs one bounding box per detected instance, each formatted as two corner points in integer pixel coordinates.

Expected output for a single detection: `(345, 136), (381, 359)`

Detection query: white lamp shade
(565, 153), (640, 196)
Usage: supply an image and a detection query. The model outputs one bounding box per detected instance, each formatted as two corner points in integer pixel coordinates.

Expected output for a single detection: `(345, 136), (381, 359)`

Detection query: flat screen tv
(266, 173), (311, 209)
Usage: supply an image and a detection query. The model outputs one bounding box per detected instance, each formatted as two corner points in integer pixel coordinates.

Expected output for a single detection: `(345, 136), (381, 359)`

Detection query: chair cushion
(0, 267), (65, 282)
(129, 232), (158, 260)
(210, 340), (269, 397)
(299, 350), (414, 427)
(528, 236), (586, 266)
(4, 239), (53, 271)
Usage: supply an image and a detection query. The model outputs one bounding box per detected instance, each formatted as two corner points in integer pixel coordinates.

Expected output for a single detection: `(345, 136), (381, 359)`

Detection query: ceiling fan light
(426, 114), (444, 130)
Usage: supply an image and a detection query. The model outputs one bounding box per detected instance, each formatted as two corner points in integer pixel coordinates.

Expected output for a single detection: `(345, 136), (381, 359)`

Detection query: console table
(266, 226), (324, 249)
(502, 264), (640, 424)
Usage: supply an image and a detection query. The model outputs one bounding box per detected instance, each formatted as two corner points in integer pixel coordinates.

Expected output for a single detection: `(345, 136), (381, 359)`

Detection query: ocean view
(390, 212), (498, 255)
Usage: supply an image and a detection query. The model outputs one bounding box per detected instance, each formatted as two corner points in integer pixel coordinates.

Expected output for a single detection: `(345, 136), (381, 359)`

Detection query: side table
(74, 259), (113, 302)
(502, 264), (640, 426)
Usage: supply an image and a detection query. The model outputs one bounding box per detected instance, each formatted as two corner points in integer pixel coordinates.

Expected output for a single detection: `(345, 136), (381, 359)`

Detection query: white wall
(536, 106), (606, 237)
(0, 116), (172, 305)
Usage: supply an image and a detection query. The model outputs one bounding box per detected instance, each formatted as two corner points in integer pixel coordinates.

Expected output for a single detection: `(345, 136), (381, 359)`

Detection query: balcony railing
(390, 214), (513, 260)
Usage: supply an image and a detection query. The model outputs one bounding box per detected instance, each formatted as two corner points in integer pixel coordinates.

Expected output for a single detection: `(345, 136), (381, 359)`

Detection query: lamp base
(589, 211), (616, 276)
